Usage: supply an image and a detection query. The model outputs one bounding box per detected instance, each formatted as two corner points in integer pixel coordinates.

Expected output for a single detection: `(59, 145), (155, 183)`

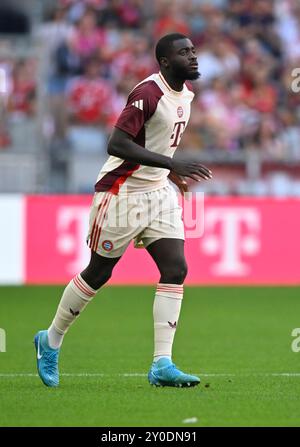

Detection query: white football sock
(47, 274), (98, 349)
(153, 283), (184, 362)
(47, 325), (63, 349)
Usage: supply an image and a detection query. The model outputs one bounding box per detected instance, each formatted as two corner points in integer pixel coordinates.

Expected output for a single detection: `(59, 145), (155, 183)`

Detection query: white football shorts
(86, 184), (184, 258)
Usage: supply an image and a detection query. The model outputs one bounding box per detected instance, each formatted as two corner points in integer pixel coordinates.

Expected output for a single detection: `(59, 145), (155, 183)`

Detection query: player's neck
(160, 70), (184, 92)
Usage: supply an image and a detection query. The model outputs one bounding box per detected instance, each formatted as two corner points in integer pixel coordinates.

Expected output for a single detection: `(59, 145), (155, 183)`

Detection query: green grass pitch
(0, 285), (300, 427)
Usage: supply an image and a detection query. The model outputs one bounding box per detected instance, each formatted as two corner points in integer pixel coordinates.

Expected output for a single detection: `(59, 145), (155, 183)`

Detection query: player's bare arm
(108, 127), (212, 182)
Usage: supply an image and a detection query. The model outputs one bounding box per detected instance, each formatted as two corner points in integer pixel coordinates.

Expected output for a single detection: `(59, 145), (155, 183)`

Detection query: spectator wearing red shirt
(153, 2), (190, 38)
(110, 33), (155, 83)
(8, 60), (36, 117)
(67, 57), (116, 125)
(239, 67), (277, 114)
(66, 57), (120, 154)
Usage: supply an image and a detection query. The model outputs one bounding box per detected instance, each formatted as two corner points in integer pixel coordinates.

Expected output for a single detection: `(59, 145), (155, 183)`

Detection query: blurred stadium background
(1, 0), (300, 285)
(1, 0), (300, 427)
(1, 0), (300, 195)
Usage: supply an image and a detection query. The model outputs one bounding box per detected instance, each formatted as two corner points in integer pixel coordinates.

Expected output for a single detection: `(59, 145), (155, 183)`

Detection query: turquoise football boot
(34, 330), (60, 387)
(148, 357), (200, 387)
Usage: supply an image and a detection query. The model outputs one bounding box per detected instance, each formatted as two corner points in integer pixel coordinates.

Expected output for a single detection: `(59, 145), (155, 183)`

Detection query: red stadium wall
(1, 195), (300, 285)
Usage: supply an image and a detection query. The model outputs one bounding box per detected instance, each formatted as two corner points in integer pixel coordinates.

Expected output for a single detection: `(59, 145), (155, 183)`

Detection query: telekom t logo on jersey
(170, 121), (186, 147)
(202, 207), (261, 276)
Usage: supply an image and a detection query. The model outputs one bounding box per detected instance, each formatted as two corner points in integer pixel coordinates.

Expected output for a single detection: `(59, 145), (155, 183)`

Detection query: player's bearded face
(171, 60), (200, 81)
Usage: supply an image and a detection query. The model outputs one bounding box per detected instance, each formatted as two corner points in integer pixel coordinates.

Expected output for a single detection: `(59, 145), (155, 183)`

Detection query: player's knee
(161, 259), (188, 284)
(81, 267), (113, 290)
(94, 269), (112, 289)
(175, 261), (188, 284)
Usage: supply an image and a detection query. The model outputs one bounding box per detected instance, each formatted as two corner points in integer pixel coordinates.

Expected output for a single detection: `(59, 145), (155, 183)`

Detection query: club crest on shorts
(177, 106), (183, 118)
(102, 240), (113, 251)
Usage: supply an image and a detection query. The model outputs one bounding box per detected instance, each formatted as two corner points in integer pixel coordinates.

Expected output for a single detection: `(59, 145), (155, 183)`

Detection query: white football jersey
(95, 72), (194, 194)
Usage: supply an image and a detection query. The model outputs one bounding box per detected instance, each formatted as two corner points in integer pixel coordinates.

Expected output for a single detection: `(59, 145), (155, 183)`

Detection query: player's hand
(168, 171), (188, 196)
(170, 159), (212, 181)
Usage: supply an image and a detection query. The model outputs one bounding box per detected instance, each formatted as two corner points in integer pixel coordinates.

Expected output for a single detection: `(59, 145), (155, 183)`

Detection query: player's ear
(160, 57), (169, 68)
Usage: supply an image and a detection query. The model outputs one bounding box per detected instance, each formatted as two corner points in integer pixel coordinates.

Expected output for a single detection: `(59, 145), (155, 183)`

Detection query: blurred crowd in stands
(1, 0), (300, 193)
(0, 58), (36, 147)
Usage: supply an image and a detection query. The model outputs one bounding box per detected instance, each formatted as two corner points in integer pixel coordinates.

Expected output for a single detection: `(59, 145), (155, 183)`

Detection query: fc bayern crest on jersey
(177, 106), (183, 118)
(102, 240), (113, 251)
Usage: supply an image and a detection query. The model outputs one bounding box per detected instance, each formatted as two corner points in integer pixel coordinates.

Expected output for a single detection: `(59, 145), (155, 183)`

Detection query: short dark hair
(155, 33), (188, 65)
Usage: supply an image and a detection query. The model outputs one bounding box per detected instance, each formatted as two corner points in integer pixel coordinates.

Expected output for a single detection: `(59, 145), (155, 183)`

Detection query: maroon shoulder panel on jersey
(114, 80), (164, 138)
(95, 79), (164, 195)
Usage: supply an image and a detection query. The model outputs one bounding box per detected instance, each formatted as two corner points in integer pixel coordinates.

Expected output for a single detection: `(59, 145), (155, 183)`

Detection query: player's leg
(34, 251), (121, 387)
(34, 190), (141, 387)
(146, 238), (187, 360)
(146, 237), (187, 284)
(47, 251), (121, 349)
(34, 191), (126, 387)
(145, 238), (200, 387)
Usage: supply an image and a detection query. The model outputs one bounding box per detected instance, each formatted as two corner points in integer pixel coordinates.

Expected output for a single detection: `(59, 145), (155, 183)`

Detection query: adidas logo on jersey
(131, 99), (143, 110)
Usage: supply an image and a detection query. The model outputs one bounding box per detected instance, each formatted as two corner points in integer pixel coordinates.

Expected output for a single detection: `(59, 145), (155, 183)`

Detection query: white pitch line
(1, 372), (300, 378)
(270, 373), (300, 377)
